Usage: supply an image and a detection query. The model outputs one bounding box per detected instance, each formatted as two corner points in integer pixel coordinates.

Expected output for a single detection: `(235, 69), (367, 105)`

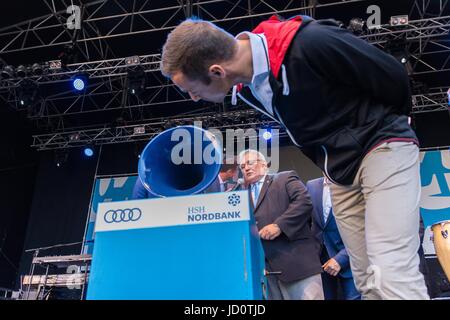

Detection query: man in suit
(307, 177), (360, 300)
(132, 178), (156, 199)
(205, 156), (239, 193)
(238, 149), (324, 300)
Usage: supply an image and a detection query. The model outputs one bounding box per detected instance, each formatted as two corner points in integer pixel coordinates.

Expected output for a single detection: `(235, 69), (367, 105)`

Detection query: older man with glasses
(238, 149), (324, 300)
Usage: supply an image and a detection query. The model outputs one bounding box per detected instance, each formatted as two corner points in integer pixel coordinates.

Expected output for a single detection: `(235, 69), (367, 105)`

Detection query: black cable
(25, 241), (84, 253)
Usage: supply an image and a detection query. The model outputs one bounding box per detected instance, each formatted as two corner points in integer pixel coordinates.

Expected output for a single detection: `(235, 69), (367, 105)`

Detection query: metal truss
(409, 0), (449, 19)
(0, 0), (448, 150)
(0, 0), (365, 56)
(408, 39), (450, 75)
(0, 13), (447, 123)
(0, 0), (117, 61)
(3, 0), (441, 60)
(0, 54), (161, 89)
(411, 87), (449, 113)
(31, 108), (282, 150)
(360, 15), (450, 45)
(358, 14), (450, 75)
(30, 88), (449, 150)
(1, 14), (448, 89)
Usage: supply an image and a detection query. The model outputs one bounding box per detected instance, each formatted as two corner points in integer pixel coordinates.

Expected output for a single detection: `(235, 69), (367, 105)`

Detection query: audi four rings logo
(104, 208), (142, 223)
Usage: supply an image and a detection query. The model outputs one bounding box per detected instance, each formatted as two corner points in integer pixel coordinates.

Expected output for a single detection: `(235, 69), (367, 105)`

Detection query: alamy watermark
(66, 5), (81, 30)
(366, 264), (382, 291)
(65, 265), (82, 290)
(366, 5), (381, 30)
(169, 121), (280, 173)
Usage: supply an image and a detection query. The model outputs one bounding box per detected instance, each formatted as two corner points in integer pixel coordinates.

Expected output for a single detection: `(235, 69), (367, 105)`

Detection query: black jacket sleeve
(274, 171), (314, 240)
(299, 20), (412, 114)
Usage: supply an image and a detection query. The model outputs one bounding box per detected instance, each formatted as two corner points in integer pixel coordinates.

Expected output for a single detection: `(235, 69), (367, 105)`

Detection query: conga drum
(431, 220), (450, 281)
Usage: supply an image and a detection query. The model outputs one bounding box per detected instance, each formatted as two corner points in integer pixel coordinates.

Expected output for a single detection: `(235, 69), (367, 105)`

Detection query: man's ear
(208, 64), (226, 79)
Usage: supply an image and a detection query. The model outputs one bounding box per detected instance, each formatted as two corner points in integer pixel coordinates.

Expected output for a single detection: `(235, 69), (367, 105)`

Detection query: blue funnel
(138, 126), (222, 197)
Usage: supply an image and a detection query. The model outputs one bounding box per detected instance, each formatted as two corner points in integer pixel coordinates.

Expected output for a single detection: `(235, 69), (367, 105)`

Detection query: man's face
(172, 71), (230, 103)
(240, 153), (267, 185)
(224, 167), (239, 181)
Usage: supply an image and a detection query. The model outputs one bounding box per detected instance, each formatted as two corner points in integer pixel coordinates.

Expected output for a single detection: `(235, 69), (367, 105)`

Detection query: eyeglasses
(239, 159), (262, 170)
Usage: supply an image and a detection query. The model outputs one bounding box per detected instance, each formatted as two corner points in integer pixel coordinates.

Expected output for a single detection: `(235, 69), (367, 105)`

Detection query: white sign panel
(95, 191), (250, 233)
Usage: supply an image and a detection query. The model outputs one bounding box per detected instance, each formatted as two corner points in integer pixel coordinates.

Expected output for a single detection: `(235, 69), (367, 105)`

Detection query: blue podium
(86, 190), (266, 300)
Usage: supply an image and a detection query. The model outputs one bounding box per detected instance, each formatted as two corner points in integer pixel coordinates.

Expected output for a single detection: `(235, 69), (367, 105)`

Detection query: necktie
(252, 182), (260, 204)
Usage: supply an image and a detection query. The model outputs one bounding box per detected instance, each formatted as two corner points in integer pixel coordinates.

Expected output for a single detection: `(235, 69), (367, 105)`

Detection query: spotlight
(447, 88), (450, 106)
(16, 65), (27, 78)
(72, 75), (87, 91)
(262, 129), (272, 141)
(48, 60), (62, 70)
(69, 133), (80, 141)
(133, 126), (145, 135)
(17, 80), (39, 107)
(390, 15), (409, 27)
(127, 69), (146, 96)
(1, 65), (15, 79)
(31, 63), (44, 76)
(84, 147), (94, 157)
(125, 55), (140, 66)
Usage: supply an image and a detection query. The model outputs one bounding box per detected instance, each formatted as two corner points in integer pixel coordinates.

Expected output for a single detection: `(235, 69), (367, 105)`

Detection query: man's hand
(322, 258), (341, 276)
(259, 224), (281, 240)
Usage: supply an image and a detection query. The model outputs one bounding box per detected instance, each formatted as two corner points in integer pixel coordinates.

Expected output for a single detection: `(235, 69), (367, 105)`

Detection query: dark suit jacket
(306, 177), (352, 278)
(131, 178), (156, 199)
(204, 177), (221, 193)
(245, 171), (322, 283)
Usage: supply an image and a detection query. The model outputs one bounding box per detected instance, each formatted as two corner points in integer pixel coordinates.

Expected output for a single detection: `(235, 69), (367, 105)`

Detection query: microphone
(229, 178), (244, 191)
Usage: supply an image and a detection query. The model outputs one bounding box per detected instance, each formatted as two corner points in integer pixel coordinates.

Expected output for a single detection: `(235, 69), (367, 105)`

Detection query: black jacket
(238, 17), (418, 185)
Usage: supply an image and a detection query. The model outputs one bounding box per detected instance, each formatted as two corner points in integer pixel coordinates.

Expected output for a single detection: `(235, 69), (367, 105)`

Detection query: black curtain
(17, 148), (98, 285)
(0, 106), (38, 289)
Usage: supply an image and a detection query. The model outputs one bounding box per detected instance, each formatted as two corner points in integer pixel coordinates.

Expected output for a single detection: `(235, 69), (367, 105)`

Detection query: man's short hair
(238, 149), (267, 165)
(220, 156), (238, 173)
(161, 18), (237, 85)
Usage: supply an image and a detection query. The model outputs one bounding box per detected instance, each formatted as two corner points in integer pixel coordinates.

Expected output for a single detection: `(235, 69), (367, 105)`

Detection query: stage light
(72, 76), (86, 91)
(262, 129), (272, 141)
(48, 60), (62, 70)
(127, 69), (146, 96)
(1, 65), (15, 79)
(32, 63), (44, 76)
(385, 39), (412, 74)
(84, 147), (94, 157)
(55, 150), (68, 168)
(348, 18), (365, 34)
(390, 15), (409, 27)
(447, 88), (450, 106)
(17, 80), (39, 107)
(125, 55), (140, 66)
(134, 126), (145, 135)
(69, 133), (80, 141)
(16, 65), (27, 78)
